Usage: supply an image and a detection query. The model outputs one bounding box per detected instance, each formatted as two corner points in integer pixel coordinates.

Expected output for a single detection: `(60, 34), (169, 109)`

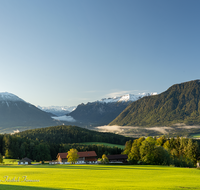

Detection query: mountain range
(0, 92), (155, 133)
(67, 93), (156, 126)
(1, 79), (200, 135)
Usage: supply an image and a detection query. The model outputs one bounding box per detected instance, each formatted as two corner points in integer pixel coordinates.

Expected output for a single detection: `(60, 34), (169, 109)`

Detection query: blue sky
(0, 0), (200, 106)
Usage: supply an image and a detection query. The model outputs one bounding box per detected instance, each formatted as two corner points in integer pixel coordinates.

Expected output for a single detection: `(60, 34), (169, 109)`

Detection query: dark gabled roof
(78, 151), (97, 157)
(106, 154), (128, 160)
(18, 157), (32, 162)
(57, 151), (97, 159)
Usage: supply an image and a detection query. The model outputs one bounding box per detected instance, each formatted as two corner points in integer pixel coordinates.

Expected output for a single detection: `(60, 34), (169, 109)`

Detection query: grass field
(191, 134), (200, 138)
(0, 165), (199, 190)
(3, 159), (19, 165)
(80, 142), (125, 149)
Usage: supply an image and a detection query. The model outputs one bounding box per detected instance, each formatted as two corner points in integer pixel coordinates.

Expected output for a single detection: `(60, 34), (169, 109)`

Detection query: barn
(106, 154), (128, 163)
(57, 151), (97, 163)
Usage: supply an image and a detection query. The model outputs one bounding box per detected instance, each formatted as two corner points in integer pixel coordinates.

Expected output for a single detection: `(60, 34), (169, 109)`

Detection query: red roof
(57, 151), (97, 159)
(57, 153), (68, 159)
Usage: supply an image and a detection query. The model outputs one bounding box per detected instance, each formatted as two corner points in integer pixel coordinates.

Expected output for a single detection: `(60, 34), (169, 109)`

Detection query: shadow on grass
(0, 164), (166, 171)
(56, 164), (165, 171)
(0, 184), (78, 190)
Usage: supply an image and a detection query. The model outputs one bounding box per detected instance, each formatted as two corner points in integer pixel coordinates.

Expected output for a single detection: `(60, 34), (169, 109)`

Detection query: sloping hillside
(14, 125), (133, 145)
(69, 101), (130, 126)
(109, 80), (200, 127)
(0, 93), (61, 133)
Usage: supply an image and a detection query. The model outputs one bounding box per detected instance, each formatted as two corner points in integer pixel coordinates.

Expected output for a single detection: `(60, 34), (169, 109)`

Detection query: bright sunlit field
(3, 159), (19, 165)
(191, 134), (200, 138)
(0, 164), (199, 190)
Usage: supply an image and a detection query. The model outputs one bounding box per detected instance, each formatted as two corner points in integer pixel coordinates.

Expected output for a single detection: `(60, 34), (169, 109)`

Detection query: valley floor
(95, 124), (200, 138)
(0, 165), (199, 190)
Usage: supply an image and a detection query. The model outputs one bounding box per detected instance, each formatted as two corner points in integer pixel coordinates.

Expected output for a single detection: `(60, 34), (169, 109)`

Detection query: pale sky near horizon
(0, 0), (200, 106)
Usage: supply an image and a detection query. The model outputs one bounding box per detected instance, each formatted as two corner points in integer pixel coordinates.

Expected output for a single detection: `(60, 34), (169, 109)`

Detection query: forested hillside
(14, 125), (132, 145)
(0, 125), (133, 161)
(110, 80), (200, 126)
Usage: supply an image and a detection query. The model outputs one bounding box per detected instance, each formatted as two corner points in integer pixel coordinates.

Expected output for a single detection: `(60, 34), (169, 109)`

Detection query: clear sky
(0, 0), (200, 106)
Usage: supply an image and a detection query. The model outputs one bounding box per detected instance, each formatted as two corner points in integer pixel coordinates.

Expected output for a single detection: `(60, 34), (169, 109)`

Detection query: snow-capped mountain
(0, 92), (61, 133)
(0, 92), (25, 102)
(98, 93), (157, 104)
(68, 92), (157, 126)
(37, 106), (77, 116)
(38, 93), (157, 117)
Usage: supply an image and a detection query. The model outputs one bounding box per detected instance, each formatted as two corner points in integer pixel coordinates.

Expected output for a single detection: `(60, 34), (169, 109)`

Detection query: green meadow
(191, 134), (200, 138)
(0, 165), (199, 190)
(3, 159), (19, 165)
(80, 142), (125, 149)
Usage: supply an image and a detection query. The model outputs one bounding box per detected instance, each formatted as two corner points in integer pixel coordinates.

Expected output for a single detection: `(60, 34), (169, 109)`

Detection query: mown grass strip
(80, 142), (125, 149)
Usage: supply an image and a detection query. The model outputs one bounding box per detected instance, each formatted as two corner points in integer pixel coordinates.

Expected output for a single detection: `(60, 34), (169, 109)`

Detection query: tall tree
(140, 137), (156, 164)
(153, 146), (170, 165)
(101, 154), (109, 164)
(123, 140), (133, 155)
(67, 148), (79, 164)
(0, 153), (3, 163)
(128, 137), (145, 164)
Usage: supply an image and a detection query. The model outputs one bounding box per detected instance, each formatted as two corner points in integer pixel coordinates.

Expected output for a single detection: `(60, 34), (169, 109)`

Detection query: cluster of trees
(124, 136), (200, 167)
(0, 134), (52, 161)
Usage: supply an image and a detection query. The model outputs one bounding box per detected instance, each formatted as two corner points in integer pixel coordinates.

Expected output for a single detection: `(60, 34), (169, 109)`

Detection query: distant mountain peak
(37, 105), (77, 116)
(0, 92), (25, 102)
(98, 93), (157, 104)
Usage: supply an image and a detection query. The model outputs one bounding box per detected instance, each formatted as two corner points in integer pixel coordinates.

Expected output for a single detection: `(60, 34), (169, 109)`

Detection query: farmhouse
(57, 151), (97, 163)
(18, 157), (32, 165)
(106, 154), (128, 163)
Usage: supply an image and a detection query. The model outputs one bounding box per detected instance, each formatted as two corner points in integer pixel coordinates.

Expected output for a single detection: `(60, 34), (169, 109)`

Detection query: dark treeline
(0, 134), (123, 161)
(0, 125), (131, 161)
(0, 134), (52, 161)
(14, 125), (132, 145)
(124, 136), (200, 167)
